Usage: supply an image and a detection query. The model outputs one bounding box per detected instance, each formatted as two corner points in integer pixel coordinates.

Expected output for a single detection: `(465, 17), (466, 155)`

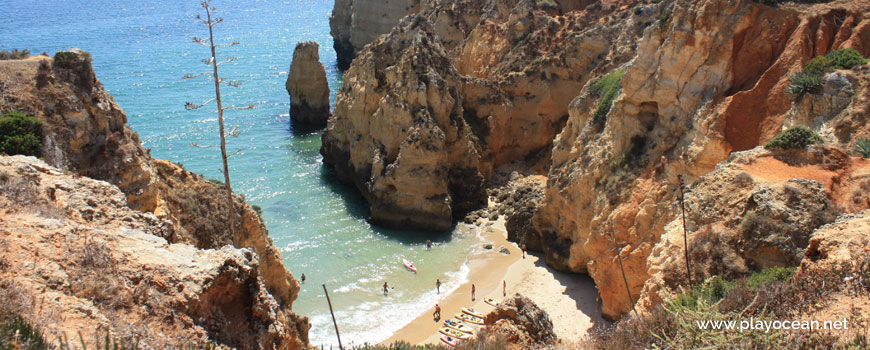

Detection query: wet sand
(383, 218), (605, 345)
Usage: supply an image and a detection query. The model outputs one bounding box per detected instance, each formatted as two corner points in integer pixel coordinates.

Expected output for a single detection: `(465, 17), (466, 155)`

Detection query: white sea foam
(307, 258), (473, 346)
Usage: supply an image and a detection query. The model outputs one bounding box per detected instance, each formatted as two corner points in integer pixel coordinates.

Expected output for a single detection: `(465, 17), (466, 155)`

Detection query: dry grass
(66, 229), (127, 311)
(577, 260), (870, 350)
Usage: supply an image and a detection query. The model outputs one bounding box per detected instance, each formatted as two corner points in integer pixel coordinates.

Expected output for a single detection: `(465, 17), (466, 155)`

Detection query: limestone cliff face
(532, 0), (870, 320)
(329, 0), (421, 69)
(286, 41), (330, 126)
(0, 156), (309, 349)
(322, 16), (485, 231)
(322, 1), (657, 231)
(0, 54), (303, 318)
(455, 0), (655, 173)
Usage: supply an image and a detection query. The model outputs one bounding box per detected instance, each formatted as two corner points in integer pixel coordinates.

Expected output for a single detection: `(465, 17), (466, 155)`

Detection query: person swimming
(436, 279), (442, 294)
(383, 282), (389, 295)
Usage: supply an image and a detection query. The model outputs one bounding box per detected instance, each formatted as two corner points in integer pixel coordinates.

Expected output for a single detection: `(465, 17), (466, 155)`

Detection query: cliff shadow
(288, 117), (324, 137)
(528, 252), (609, 331)
(318, 164), (457, 246)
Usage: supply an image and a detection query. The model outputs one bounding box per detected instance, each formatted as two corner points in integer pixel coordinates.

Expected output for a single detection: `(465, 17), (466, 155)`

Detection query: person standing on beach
(522, 244), (527, 259)
(471, 284), (476, 301)
(426, 240), (432, 251)
(383, 282), (389, 295)
(433, 304), (441, 320)
(436, 279), (442, 294)
(503, 280), (506, 297)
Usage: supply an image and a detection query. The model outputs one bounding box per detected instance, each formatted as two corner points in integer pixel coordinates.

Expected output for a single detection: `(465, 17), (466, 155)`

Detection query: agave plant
(855, 138), (870, 158)
(785, 71), (823, 100)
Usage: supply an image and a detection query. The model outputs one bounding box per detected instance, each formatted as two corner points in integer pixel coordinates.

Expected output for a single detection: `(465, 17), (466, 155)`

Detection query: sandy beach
(383, 218), (605, 345)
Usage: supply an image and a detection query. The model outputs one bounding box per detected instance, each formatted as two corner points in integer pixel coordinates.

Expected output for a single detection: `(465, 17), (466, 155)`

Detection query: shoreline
(383, 218), (605, 345)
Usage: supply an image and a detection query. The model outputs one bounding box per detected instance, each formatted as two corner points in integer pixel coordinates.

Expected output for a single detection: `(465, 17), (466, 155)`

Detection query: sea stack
(286, 41), (330, 126)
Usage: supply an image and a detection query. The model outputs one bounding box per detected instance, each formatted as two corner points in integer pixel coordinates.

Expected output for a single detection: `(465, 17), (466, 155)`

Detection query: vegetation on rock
(826, 48), (869, 70)
(0, 112), (42, 157)
(787, 48), (868, 100)
(0, 314), (50, 350)
(581, 263), (870, 349)
(590, 69), (625, 129)
(856, 138), (870, 158)
(763, 126), (824, 150)
(52, 50), (96, 92)
(536, 0), (558, 10)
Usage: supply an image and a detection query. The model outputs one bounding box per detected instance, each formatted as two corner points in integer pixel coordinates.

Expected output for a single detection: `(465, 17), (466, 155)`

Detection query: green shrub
(855, 137), (870, 158)
(785, 71), (823, 100)
(826, 47), (868, 70)
(589, 69), (625, 129)
(658, 10), (671, 30)
(535, 0), (558, 9)
(802, 56), (833, 75)
(764, 126), (823, 150)
(786, 48), (867, 100)
(742, 266), (795, 290)
(0, 315), (51, 350)
(0, 112), (43, 156)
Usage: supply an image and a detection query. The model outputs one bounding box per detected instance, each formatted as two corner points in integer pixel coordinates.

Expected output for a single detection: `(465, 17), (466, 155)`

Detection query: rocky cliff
(329, 0), (422, 69)
(322, 16), (486, 231)
(0, 156), (309, 349)
(286, 41), (330, 126)
(325, 0), (870, 322)
(0, 53), (307, 343)
(531, 0), (870, 320)
(322, 0), (661, 230)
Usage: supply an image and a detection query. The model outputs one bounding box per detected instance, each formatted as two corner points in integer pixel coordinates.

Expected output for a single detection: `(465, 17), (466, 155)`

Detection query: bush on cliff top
(0, 49), (31, 60)
(764, 126), (823, 150)
(590, 69), (625, 130)
(52, 50), (96, 92)
(0, 112), (43, 157)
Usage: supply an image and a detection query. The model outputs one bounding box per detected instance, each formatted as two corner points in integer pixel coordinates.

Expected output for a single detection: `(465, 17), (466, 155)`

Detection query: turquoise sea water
(1, 0), (482, 345)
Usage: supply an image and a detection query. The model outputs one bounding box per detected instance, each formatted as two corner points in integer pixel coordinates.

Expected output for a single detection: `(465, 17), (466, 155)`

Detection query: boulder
(286, 41), (330, 126)
(484, 294), (556, 346)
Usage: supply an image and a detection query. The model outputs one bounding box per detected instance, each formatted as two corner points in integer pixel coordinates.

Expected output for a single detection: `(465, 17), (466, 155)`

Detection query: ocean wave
(307, 258), (472, 346)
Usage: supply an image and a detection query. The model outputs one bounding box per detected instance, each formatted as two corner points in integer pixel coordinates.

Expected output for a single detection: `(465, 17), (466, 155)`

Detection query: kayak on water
(402, 258), (417, 272)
